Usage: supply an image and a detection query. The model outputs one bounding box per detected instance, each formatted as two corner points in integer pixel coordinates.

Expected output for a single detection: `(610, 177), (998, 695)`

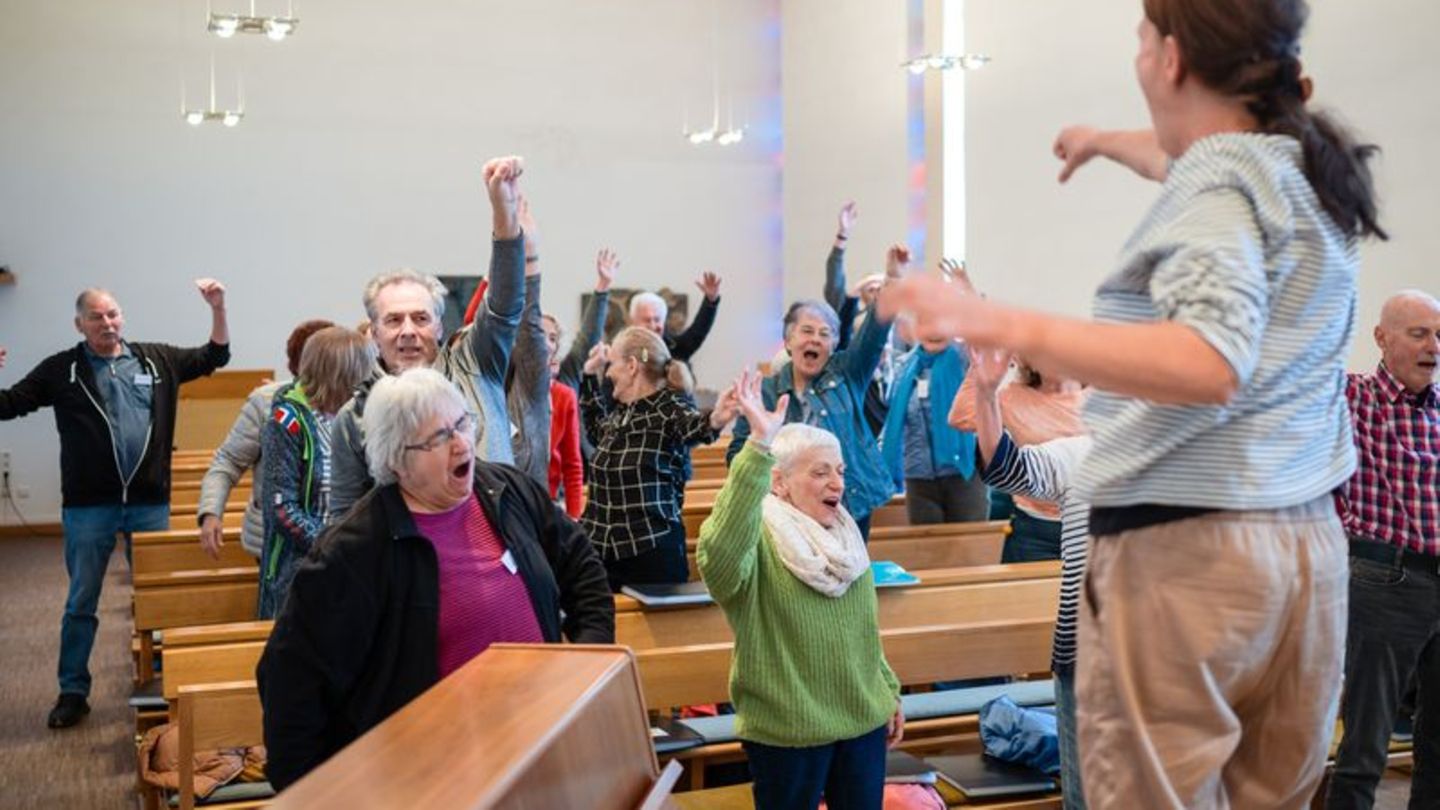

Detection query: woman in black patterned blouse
(580, 327), (739, 591)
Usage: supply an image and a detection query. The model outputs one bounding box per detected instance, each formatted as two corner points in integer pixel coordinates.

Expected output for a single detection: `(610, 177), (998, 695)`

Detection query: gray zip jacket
(506, 274), (551, 485)
(197, 381), (281, 557)
(327, 235), (526, 522)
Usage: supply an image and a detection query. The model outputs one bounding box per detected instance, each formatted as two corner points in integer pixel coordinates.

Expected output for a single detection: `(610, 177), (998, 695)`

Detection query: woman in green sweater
(698, 369), (902, 810)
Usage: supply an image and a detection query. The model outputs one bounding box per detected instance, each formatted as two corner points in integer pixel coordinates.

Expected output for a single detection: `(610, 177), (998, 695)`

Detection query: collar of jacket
(376, 462), (512, 542)
(773, 360), (843, 398)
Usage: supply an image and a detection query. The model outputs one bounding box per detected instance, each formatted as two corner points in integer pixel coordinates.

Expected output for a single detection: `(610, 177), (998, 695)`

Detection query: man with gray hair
(327, 156), (528, 520)
(626, 269), (723, 364)
(0, 280), (230, 728)
(1328, 289), (1440, 809)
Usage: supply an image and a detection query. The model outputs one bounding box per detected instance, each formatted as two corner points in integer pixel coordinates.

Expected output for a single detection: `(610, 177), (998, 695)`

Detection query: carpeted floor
(0, 533), (1419, 808)
(0, 535), (137, 808)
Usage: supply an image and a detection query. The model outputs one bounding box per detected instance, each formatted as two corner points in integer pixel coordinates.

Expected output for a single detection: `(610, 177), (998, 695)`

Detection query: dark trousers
(905, 474), (990, 525)
(742, 724), (887, 810)
(1326, 545), (1440, 810)
(1002, 509), (1062, 563)
(604, 524), (689, 593)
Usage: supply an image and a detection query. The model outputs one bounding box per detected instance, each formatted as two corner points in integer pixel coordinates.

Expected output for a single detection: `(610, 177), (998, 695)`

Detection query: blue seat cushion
(901, 679), (1054, 721)
(130, 678), (167, 711)
(676, 680), (1055, 746)
(676, 714), (739, 745)
(167, 780), (275, 807)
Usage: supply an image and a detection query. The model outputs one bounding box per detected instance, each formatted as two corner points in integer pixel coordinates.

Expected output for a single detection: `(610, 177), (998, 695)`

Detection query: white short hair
(362, 269), (448, 327)
(770, 423), (842, 474)
(628, 291), (668, 322)
(363, 368), (468, 486)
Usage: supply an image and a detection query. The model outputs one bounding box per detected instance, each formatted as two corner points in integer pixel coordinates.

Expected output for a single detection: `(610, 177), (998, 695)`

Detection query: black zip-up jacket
(0, 340), (230, 507)
(256, 461), (615, 791)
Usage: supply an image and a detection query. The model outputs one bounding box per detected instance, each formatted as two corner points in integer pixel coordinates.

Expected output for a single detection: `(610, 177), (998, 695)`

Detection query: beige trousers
(1077, 497), (1348, 809)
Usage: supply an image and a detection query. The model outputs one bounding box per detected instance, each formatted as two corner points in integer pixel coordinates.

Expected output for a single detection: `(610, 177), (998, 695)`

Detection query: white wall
(781, 0), (912, 308)
(963, 0), (1440, 368)
(0, 0), (783, 524)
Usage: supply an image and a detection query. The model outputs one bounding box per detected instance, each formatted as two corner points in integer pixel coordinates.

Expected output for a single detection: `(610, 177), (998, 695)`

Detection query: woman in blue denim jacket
(728, 246), (905, 537)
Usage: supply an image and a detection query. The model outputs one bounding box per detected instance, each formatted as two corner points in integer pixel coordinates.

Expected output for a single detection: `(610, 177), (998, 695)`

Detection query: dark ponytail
(1145, 0), (1386, 241)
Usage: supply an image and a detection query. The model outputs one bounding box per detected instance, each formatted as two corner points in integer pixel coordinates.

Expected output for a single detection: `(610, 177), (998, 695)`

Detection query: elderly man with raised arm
(0, 281), (230, 728)
(327, 156), (528, 520)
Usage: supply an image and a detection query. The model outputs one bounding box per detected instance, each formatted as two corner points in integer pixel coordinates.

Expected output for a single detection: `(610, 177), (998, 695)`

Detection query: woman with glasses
(257, 367), (613, 790)
(257, 327), (373, 618)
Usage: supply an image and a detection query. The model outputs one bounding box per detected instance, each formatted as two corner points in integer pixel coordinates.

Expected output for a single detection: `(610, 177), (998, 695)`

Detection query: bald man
(1328, 289), (1440, 809)
(0, 282), (230, 729)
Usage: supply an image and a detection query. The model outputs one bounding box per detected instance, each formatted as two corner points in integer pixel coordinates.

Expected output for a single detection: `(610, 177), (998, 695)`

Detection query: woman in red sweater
(543, 314), (585, 517)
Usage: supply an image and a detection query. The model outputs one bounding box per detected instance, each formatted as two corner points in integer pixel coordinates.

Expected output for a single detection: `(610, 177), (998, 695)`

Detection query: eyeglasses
(403, 412), (475, 453)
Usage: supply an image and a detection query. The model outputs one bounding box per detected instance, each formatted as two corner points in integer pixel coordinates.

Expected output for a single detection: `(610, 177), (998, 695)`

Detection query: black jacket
(0, 340), (230, 507)
(256, 460), (615, 791)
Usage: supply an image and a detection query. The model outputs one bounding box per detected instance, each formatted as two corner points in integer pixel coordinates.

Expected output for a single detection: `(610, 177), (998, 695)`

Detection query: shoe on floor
(47, 693), (90, 729)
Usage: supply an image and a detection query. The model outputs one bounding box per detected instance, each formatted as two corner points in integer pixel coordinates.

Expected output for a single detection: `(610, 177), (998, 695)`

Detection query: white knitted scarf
(761, 494), (870, 598)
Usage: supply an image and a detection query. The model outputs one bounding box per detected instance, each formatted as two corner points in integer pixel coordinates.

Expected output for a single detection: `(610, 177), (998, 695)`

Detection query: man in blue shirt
(0, 280), (230, 728)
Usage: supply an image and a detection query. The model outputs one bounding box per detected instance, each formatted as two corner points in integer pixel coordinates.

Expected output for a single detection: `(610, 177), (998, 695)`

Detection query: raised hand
(968, 344), (1012, 392)
(1053, 125), (1101, 183)
(709, 382), (741, 429)
(517, 193), (539, 266)
(0, 346), (7, 369)
(734, 367), (789, 447)
(583, 343), (610, 376)
(939, 258), (976, 295)
(885, 244), (911, 279)
(482, 156), (525, 238)
(695, 271), (723, 302)
(195, 278), (227, 310)
(595, 249), (619, 292)
(877, 275), (1009, 349)
(837, 201), (858, 239)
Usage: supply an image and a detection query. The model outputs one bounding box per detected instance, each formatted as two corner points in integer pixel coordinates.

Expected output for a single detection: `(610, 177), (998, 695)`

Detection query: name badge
(134, 373), (154, 386)
(500, 549), (518, 575)
(915, 379), (930, 400)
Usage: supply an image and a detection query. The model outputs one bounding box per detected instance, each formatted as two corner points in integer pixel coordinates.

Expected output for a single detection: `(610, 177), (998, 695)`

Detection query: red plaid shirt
(1336, 364), (1440, 555)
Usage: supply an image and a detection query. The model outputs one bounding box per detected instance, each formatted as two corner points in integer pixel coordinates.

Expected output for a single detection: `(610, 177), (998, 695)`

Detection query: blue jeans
(742, 724), (887, 810)
(1002, 510), (1062, 563)
(58, 502), (169, 696)
(1054, 668), (1087, 810)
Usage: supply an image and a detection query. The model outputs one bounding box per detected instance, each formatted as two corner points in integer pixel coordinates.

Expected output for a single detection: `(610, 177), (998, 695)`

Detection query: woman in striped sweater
(698, 370), (902, 810)
(881, 1), (1385, 806)
(968, 345), (1093, 810)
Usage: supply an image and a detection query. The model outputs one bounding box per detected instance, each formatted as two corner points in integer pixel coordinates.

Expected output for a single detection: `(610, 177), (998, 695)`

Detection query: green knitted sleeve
(696, 442), (774, 604)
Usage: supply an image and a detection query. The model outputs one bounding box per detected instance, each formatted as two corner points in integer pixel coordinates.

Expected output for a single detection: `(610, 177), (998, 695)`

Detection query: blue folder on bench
(870, 560), (920, 588)
(621, 581), (713, 607)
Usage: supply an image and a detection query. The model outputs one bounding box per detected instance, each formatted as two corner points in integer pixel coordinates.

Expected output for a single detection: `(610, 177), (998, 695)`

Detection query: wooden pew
(683, 494), (909, 537)
(680, 520), (1008, 579)
(617, 571), (1059, 650)
(174, 681), (267, 810)
(134, 527), (252, 575)
(132, 567), (259, 689)
(130, 526), (255, 686)
(175, 370), (272, 451)
(171, 483), (252, 515)
(267, 646), (676, 809)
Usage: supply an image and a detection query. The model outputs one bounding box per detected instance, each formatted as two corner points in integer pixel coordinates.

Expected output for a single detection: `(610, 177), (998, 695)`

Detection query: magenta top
(412, 495), (545, 678)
